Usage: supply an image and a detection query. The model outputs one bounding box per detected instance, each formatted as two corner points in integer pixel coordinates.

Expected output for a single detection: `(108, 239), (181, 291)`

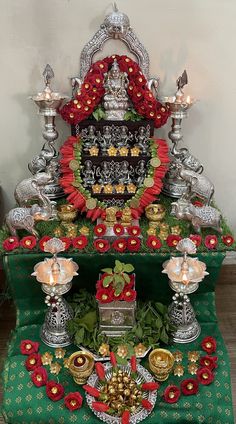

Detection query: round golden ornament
(150, 157), (161, 168)
(69, 160), (80, 171)
(86, 198), (97, 210)
(144, 177), (154, 188)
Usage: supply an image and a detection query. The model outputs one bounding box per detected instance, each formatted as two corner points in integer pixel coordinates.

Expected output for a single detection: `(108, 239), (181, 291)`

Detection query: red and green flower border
(59, 136), (169, 221)
(60, 54), (170, 128)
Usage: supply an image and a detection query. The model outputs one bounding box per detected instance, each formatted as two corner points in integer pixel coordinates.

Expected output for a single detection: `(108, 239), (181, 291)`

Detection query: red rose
(60, 237), (71, 250)
(193, 200), (203, 207)
(20, 236), (37, 250)
(127, 237), (141, 252)
(92, 401), (110, 413)
(127, 226), (141, 237)
(3, 236), (19, 251)
(163, 385), (181, 403)
(122, 410), (130, 424)
(200, 355), (218, 371)
(95, 363), (106, 381)
(112, 238), (127, 253)
(91, 60), (109, 73)
(190, 234), (202, 247)
(113, 223), (124, 236)
(201, 336), (217, 354)
(96, 288), (113, 303)
(39, 236), (51, 252)
(146, 236), (162, 250)
(25, 353), (42, 371)
(72, 235), (88, 250)
(31, 367), (48, 387)
(46, 380), (65, 402)
(64, 392), (83, 410)
(197, 367), (214, 385)
(83, 385), (100, 398)
(222, 234), (234, 246)
(141, 399), (153, 410)
(181, 378), (199, 396)
(204, 235), (218, 249)
(166, 235), (182, 247)
(20, 340), (39, 355)
(110, 352), (117, 368)
(141, 382), (159, 391)
(93, 238), (110, 253)
(123, 287), (136, 302)
(94, 224), (107, 237)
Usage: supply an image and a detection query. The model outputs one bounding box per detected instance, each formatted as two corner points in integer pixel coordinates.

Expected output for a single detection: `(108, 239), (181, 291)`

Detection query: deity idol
(103, 59), (130, 120)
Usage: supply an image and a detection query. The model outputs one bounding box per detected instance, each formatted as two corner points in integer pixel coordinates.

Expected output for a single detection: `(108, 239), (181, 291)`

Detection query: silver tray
(86, 362), (157, 424)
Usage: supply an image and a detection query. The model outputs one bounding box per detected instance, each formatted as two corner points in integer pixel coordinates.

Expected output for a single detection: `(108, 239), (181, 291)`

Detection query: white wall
(0, 0), (236, 233)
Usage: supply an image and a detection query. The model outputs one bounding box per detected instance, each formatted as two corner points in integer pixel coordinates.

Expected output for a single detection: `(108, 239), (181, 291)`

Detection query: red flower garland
(60, 55), (169, 128)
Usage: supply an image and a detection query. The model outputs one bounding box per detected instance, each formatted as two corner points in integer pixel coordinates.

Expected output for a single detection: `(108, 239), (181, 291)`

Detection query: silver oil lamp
(161, 70), (201, 198)
(162, 238), (208, 343)
(32, 238), (78, 347)
(29, 64), (69, 199)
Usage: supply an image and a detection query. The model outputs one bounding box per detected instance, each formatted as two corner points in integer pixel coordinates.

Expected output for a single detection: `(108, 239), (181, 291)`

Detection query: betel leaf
(134, 324), (143, 339)
(76, 311), (97, 332)
(155, 302), (168, 316)
(114, 281), (125, 296)
(113, 274), (125, 285)
(114, 260), (123, 273)
(123, 264), (134, 273)
(102, 275), (113, 287)
(160, 327), (169, 344)
(123, 273), (131, 284)
(75, 327), (85, 345)
(101, 268), (113, 274)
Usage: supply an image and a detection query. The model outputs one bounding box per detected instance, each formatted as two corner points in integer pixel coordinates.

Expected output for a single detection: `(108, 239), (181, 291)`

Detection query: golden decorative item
(107, 146), (117, 156)
(54, 226), (63, 237)
(188, 351), (200, 363)
(98, 343), (110, 357)
(117, 345), (128, 359)
(171, 225), (182, 236)
(103, 184), (113, 194)
(41, 352), (53, 366)
(130, 147), (140, 156)
(145, 204), (166, 229)
(89, 146), (99, 156)
(64, 223), (78, 238)
(115, 184), (125, 194)
(147, 227), (156, 236)
(159, 223), (169, 241)
(79, 226), (90, 236)
(104, 207), (118, 227)
(119, 147), (129, 156)
(68, 351), (94, 385)
(188, 363), (198, 375)
(86, 198), (97, 210)
(92, 184), (102, 194)
(50, 362), (62, 375)
(134, 343), (147, 357)
(144, 177), (154, 188)
(126, 183), (137, 194)
(57, 204), (77, 225)
(173, 351), (183, 363)
(55, 348), (66, 359)
(149, 348), (175, 382)
(173, 364), (184, 377)
(121, 207), (132, 227)
(63, 358), (69, 368)
(150, 157), (161, 168)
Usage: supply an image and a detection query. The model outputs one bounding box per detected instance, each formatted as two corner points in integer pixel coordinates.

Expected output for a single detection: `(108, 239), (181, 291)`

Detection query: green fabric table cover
(1, 252), (235, 424)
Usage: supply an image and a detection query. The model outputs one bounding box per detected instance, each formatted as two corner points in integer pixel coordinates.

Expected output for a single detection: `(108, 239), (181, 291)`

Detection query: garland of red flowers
(60, 54), (169, 128)
(59, 136), (169, 221)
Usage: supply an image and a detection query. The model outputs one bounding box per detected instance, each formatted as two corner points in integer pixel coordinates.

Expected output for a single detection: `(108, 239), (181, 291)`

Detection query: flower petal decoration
(25, 353), (42, 371)
(72, 235), (88, 250)
(20, 340), (39, 355)
(39, 236), (51, 252)
(166, 235), (182, 247)
(199, 355), (218, 370)
(83, 385), (100, 398)
(163, 385), (181, 403)
(92, 401), (110, 413)
(20, 236), (37, 250)
(127, 237), (141, 252)
(146, 235), (162, 250)
(189, 234), (202, 247)
(64, 392), (83, 410)
(93, 238), (110, 253)
(181, 378), (199, 396)
(222, 234), (234, 246)
(197, 367), (214, 385)
(59, 237), (71, 250)
(94, 223), (107, 237)
(31, 367), (48, 387)
(3, 236), (19, 251)
(46, 380), (65, 402)
(95, 362), (106, 381)
(112, 238), (127, 253)
(141, 382), (159, 391)
(141, 399), (153, 410)
(121, 410), (130, 424)
(204, 235), (218, 250)
(113, 223), (125, 236)
(127, 226), (141, 237)
(96, 288), (113, 303)
(201, 336), (217, 354)
(123, 287), (137, 302)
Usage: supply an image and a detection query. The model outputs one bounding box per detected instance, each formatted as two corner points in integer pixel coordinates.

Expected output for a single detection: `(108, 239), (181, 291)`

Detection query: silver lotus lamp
(162, 238), (208, 343)
(32, 238), (78, 347)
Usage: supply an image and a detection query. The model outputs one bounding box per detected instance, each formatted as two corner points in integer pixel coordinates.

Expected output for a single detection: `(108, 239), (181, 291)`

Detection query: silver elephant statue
(5, 204), (51, 238)
(14, 170), (53, 208)
(171, 199), (222, 233)
(176, 164), (214, 205)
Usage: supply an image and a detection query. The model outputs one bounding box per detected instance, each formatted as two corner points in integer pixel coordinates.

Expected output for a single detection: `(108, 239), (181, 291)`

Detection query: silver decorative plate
(79, 345), (151, 362)
(86, 363), (157, 424)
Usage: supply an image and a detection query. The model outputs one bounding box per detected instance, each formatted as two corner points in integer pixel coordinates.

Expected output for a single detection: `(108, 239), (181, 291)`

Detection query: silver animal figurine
(176, 164), (214, 205)
(5, 204), (51, 238)
(171, 199), (222, 233)
(14, 170), (53, 208)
